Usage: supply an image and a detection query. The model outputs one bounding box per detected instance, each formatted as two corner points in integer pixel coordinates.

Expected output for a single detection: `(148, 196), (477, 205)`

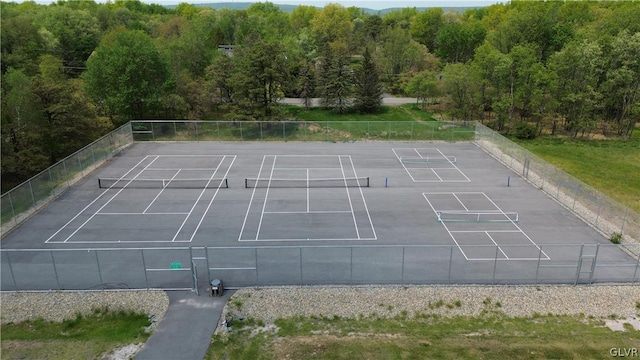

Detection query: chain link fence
(1, 123), (133, 235)
(130, 120), (476, 142)
(474, 123), (640, 257)
(1, 244), (637, 291)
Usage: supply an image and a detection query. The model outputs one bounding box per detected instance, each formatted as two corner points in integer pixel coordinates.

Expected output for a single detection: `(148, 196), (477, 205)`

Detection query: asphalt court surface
(1, 141), (624, 266)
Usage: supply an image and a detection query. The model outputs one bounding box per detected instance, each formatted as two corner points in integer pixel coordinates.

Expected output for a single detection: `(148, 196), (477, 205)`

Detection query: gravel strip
(0, 290), (169, 324)
(225, 285), (640, 323)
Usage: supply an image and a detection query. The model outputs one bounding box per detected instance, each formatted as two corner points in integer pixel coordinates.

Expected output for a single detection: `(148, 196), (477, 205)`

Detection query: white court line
(452, 193), (469, 211)
(485, 231), (510, 259)
(183, 155), (237, 242)
(256, 156), (277, 241)
(422, 193), (470, 260)
(348, 155), (377, 240)
(413, 148), (424, 158)
(482, 193), (550, 260)
(392, 148), (418, 182)
(45, 156), (154, 243)
(264, 210), (353, 214)
(238, 156), (267, 241)
(62, 156), (161, 243)
(430, 168), (444, 181)
(143, 169), (181, 214)
(275, 167), (341, 171)
(437, 148), (470, 182)
(450, 230), (522, 233)
(145, 168), (221, 171)
(146, 155), (232, 157)
(240, 237), (377, 242)
(172, 156), (235, 242)
(98, 212), (189, 215)
(339, 156), (360, 239)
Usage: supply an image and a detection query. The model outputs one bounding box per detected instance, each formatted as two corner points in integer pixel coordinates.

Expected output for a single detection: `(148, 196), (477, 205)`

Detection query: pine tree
(318, 42), (353, 114)
(354, 47), (383, 114)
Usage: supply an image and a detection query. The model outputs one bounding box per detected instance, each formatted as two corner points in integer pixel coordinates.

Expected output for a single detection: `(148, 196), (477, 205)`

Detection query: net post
(98, 179), (102, 188)
(366, 177), (370, 187)
(224, 178), (229, 188)
(245, 178), (248, 188)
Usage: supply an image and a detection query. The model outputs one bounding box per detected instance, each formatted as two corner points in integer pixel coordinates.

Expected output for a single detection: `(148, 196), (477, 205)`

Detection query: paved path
(135, 289), (234, 360)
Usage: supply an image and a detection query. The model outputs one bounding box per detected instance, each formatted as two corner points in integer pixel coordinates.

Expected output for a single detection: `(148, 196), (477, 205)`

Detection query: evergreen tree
(318, 41), (353, 114)
(354, 47), (383, 114)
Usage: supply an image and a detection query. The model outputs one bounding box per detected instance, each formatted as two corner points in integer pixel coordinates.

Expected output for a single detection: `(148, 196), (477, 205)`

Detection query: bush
(610, 232), (623, 244)
(513, 122), (537, 140)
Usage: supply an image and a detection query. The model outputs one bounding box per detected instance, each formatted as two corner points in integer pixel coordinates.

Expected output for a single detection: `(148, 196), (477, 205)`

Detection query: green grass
(515, 133), (640, 212)
(1, 308), (151, 359)
(206, 314), (640, 359)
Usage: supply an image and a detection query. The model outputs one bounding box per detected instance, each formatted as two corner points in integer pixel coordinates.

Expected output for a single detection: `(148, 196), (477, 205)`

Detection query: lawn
(515, 132), (640, 213)
(0, 308), (151, 360)
(206, 313), (640, 360)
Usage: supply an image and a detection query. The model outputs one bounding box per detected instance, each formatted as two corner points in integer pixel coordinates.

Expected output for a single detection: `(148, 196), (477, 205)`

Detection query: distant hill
(181, 3), (481, 14)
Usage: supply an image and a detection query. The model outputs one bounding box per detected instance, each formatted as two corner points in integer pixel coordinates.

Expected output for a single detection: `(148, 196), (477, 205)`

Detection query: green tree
(549, 39), (603, 137)
(0, 67), (47, 192)
(228, 33), (289, 120)
(600, 31), (640, 138)
(82, 29), (172, 123)
(318, 41), (353, 114)
(410, 8), (444, 52)
(404, 70), (440, 109)
(32, 55), (107, 163)
(441, 63), (480, 120)
(353, 47), (383, 114)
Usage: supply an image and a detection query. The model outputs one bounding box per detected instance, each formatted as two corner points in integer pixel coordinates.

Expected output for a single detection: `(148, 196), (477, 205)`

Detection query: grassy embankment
(0, 308), (150, 359)
(206, 310), (640, 360)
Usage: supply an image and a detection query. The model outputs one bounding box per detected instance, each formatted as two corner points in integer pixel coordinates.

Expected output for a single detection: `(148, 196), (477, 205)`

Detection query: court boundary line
(392, 148), (470, 182)
(48, 154), (235, 244)
(239, 154), (376, 242)
(422, 192), (550, 261)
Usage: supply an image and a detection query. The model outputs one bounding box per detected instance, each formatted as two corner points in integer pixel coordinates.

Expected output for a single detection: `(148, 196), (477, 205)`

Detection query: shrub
(610, 232), (623, 244)
(513, 122), (537, 140)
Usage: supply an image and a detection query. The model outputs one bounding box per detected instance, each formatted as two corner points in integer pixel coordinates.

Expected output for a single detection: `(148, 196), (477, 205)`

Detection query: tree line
(2, 0), (639, 191)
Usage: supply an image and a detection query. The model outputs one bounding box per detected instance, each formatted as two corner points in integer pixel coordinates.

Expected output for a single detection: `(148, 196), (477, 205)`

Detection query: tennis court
(1, 141), (637, 288)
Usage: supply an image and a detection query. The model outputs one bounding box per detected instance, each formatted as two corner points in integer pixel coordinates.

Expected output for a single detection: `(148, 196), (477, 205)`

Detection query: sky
(32, 0), (503, 10)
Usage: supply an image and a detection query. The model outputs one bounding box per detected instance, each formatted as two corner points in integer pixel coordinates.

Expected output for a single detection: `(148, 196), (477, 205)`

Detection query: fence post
(575, 244), (585, 285)
(589, 244), (599, 284)
(141, 249), (149, 289)
(633, 256), (639, 283)
(204, 246), (210, 285)
(191, 260), (199, 295)
(621, 208), (629, 234)
(28, 180), (36, 207)
(298, 247), (304, 285)
(535, 246), (543, 284)
(350, 247), (354, 285)
(254, 248), (259, 285)
(6, 252), (17, 290)
(51, 251), (60, 290)
(7, 191), (16, 220)
(448, 246), (453, 284)
(151, 122), (155, 141)
(196, 122), (199, 140)
(95, 250), (103, 285)
(492, 246), (499, 284)
(401, 247), (405, 285)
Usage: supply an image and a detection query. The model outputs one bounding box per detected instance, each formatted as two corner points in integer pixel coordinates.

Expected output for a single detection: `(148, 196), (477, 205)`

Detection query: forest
(1, 0), (639, 192)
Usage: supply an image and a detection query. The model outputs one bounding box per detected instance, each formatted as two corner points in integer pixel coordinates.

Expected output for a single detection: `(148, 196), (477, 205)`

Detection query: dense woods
(2, 0), (639, 192)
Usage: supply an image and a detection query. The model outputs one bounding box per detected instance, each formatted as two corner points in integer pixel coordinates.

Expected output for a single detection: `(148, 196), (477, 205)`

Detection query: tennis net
(400, 156), (456, 164)
(98, 178), (229, 189)
(245, 177), (370, 188)
(436, 210), (518, 223)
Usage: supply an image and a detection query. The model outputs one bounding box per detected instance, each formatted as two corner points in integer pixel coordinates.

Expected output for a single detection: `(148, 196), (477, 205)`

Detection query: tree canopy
(1, 0), (639, 191)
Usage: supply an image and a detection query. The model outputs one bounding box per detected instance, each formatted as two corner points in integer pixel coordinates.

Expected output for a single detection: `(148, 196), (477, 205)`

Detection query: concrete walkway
(135, 289), (234, 360)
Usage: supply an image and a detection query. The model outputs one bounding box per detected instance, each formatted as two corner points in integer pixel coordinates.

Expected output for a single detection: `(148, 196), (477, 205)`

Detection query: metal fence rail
(1, 123), (133, 235)
(130, 120), (476, 142)
(474, 122), (640, 253)
(1, 244), (637, 291)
